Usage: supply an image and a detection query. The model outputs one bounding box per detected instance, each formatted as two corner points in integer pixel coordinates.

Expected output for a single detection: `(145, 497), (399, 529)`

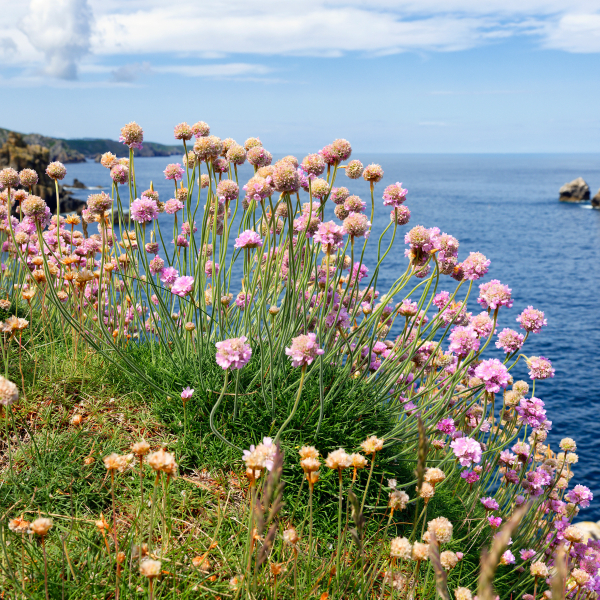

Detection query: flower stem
(274, 364), (306, 444)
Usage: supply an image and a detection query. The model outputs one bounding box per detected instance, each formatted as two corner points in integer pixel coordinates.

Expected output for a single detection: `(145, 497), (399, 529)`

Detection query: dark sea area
(64, 153), (600, 521)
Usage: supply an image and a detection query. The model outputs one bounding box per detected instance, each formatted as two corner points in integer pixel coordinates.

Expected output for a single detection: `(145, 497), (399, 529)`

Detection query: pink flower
(204, 261), (219, 277)
(149, 256), (165, 276)
(470, 311), (495, 338)
(500, 550), (515, 564)
(171, 276), (194, 297)
(215, 337), (252, 370)
(566, 485), (593, 508)
(234, 230), (263, 249)
(437, 418), (456, 434)
(164, 163), (185, 181)
(516, 306), (547, 333)
(496, 328), (525, 353)
(450, 437), (482, 467)
(130, 197), (159, 223)
(342, 213), (371, 238)
(462, 252), (490, 281)
(382, 182), (407, 208)
(181, 386), (194, 400)
(474, 358), (510, 393)
(449, 326), (480, 358)
(314, 221), (345, 252)
(285, 333), (324, 368)
(433, 291), (451, 310)
(520, 549), (536, 561)
(160, 266), (179, 285)
(110, 165), (128, 185)
(477, 279), (513, 310)
(527, 356), (555, 380)
(460, 470), (480, 484)
(515, 396), (546, 428)
(165, 199), (184, 214)
(481, 497), (499, 511)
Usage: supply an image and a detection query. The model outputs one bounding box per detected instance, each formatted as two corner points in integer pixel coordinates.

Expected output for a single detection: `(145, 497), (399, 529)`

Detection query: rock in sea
(559, 177), (590, 202)
(592, 188), (600, 210)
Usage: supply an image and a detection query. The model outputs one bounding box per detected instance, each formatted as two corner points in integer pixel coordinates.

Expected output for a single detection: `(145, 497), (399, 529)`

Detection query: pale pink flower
(285, 333), (324, 368)
(216, 337), (252, 370)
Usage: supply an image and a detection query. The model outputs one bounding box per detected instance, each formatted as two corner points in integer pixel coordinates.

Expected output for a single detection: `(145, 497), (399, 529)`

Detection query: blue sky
(1, 0), (600, 152)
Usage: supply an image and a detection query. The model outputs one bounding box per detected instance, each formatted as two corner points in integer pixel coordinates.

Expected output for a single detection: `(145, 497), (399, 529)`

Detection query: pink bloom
(461, 252), (490, 281)
(566, 485), (593, 508)
(460, 470), (480, 484)
(160, 266), (179, 285)
(450, 437), (482, 467)
(285, 333), (324, 368)
(470, 311), (495, 338)
(501, 550), (515, 564)
(515, 397), (546, 428)
(496, 328), (525, 353)
(404, 225), (434, 252)
(342, 213), (371, 238)
(481, 497), (499, 511)
(437, 418), (456, 434)
(205, 261), (219, 277)
(398, 299), (418, 317)
(314, 221), (345, 252)
(215, 337), (252, 370)
(433, 291), (451, 310)
(477, 279), (513, 310)
(516, 306), (547, 333)
(110, 165), (129, 185)
(449, 326), (480, 358)
(172, 276), (194, 297)
(382, 182), (407, 208)
(181, 386), (194, 400)
(235, 292), (252, 309)
(349, 262), (369, 285)
(474, 358), (511, 393)
(235, 230), (263, 249)
(520, 549), (536, 561)
(130, 197), (159, 223)
(527, 356), (555, 380)
(149, 256), (165, 276)
(165, 198), (184, 214)
(164, 163), (185, 181)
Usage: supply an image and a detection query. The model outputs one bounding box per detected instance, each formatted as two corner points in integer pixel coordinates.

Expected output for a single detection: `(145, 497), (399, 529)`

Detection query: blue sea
(63, 153), (600, 520)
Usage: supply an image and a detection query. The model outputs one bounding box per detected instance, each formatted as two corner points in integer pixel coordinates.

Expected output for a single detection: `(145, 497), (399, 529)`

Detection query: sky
(1, 0), (600, 153)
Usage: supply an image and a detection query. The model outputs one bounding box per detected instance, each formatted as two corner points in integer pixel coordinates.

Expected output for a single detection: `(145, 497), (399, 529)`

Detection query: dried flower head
(30, 517), (53, 536)
(140, 558), (162, 579)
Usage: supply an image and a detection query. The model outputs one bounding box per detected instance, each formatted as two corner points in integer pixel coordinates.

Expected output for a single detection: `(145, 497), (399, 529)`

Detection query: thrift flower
(516, 306), (547, 333)
(215, 337), (252, 369)
(285, 333), (324, 368)
(474, 359), (511, 393)
(450, 437), (482, 467)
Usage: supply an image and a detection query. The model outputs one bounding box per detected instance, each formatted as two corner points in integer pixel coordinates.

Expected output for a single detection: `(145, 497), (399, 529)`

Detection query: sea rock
(559, 177), (590, 202)
(71, 178), (86, 189)
(592, 188), (600, 209)
(574, 521), (600, 542)
(0, 132), (84, 213)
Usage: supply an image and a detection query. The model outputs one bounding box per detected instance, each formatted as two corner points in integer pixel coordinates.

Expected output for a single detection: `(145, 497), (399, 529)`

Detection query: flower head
(0, 376), (19, 407)
(285, 333), (324, 368)
(325, 448), (351, 470)
(164, 163), (184, 181)
(345, 160), (364, 179)
(383, 182), (407, 208)
(216, 337), (252, 370)
(478, 280), (513, 310)
(363, 163), (384, 183)
(171, 276), (194, 297)
(516, 306), (547, 333)
(461, 252), (490, 280)
(235, 230), (263, 249)
(130, 197), (159, 223)
(140, 559), (162, 578)
(526, 356), (555, 380)
(119, 122), (144, 149)
(450, 437), (482, 467)
(0, 168), (20, 188)
(30, 518), (53, 536)
(46, 161), (67, 181)
(474, 359), (511, 393)
(496, 328), (525, 353)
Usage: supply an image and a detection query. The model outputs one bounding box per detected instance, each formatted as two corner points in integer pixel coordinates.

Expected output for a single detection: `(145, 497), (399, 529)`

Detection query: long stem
(111, 470), (120, 600)
(274, 364), (306, 443)
(336, 468), (344, 580)
(42, 536), (49, 600)
(360, 453), (376, 513)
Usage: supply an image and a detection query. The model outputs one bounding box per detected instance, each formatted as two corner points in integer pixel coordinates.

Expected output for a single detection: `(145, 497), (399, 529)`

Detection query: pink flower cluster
(474, 358), (511, 393)
(477, 280), (513, 310)
(235, 230), (263, 249)
(215, 337), (252, 370)
(450, 437), (482, 467)
(285, 333), (324, 368)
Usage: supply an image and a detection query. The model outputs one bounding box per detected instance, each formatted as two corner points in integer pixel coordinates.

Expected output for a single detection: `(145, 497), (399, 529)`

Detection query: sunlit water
(63, 153), (600, 520)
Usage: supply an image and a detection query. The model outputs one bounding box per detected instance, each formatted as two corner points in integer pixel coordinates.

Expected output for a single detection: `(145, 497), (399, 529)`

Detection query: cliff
(0, 127), (181, 163)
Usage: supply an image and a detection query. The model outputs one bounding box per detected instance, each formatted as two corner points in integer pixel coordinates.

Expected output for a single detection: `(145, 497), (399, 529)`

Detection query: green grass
(0, 308), (504, 599)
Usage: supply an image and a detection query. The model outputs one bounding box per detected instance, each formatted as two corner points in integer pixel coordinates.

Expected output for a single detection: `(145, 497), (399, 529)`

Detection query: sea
(62, 153), (600, 521)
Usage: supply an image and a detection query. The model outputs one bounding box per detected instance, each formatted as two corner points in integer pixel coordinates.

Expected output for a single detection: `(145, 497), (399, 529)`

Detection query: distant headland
(0, 127), (180, 164)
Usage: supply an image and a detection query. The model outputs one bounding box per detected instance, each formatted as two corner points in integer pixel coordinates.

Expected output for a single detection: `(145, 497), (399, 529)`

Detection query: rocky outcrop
(574, 521), (600, 542)
(0, 132), (84, 213)
(559, 177), (590, 202)
(592, 188), (600, 209)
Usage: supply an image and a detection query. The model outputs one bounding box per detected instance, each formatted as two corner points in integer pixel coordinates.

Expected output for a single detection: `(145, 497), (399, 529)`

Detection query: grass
(0, 307), (506, 599)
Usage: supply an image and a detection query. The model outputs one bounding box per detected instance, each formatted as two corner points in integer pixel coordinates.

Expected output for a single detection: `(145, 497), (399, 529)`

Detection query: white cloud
(19, 0), (93, 79)
(2, 0), (600, 82)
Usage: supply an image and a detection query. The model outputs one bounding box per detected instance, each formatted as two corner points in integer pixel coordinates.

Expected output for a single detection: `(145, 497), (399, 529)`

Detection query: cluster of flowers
(0, 119), (593, 596)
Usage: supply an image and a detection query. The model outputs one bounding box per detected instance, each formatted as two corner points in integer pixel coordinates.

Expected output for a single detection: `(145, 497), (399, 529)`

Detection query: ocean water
(63, 153), (600, 520)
